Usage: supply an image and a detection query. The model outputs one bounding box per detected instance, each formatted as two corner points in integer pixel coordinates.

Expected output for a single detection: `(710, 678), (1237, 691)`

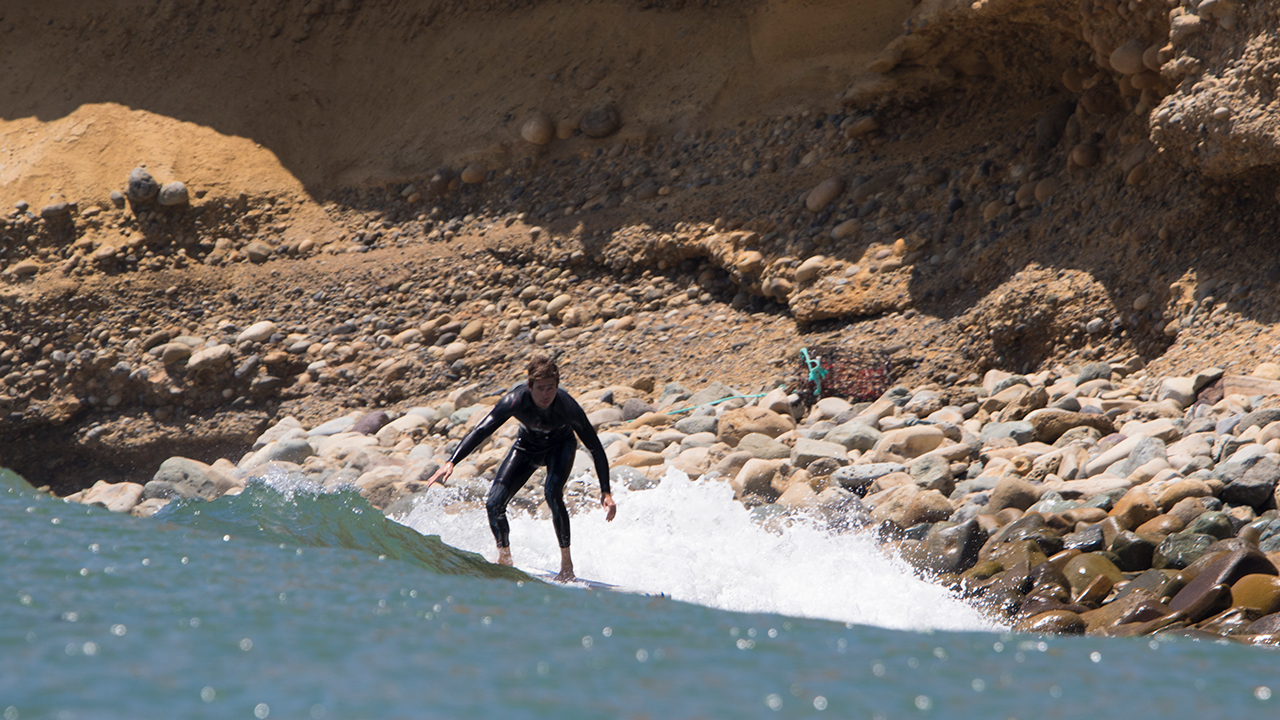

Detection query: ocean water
(3, 466), (1277, 720)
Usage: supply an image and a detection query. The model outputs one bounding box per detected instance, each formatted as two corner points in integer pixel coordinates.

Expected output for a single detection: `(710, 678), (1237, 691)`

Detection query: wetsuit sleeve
(564, 393), (613, 495)
(448, 390), (518, 465)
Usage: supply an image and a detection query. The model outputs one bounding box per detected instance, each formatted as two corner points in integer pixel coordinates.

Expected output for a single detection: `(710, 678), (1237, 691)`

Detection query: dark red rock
(1169, 548), (1277, 615)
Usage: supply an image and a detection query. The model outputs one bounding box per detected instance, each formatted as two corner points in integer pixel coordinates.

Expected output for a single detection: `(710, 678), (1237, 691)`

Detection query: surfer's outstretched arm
(423, 392), (518, 491)
(563, 391), (618, 522)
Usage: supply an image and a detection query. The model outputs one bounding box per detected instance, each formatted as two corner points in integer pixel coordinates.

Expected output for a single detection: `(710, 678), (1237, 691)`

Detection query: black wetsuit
(447, 384), (611, 548)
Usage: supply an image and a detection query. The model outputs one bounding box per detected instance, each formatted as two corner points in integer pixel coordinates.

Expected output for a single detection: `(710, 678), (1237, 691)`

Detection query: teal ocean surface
(3, 466), (1277, 719)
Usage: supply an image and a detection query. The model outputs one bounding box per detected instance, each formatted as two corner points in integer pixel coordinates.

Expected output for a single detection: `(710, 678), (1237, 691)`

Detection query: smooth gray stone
(621, 398), (656, 421)
(738, 433), (791, 459)
(685, 381), (739, 409)
(830, 462), (904, 490)
(909, 454), (953, 495)
(611, 466), (659, 491)
(1075, 362), (1112, 386)
(674, 415), (717, 435)
(823, 420), (881, 451)
(1213, 415), (1241, 435)
(980, 421), (1034, 445)
(146, 457), (220, 500)
(1238, 408), (1280, 433)
(264, 439), (316, 465)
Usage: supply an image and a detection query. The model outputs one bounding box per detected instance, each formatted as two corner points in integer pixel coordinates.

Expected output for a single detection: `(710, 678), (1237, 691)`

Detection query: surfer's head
(527, 354), (560, 408)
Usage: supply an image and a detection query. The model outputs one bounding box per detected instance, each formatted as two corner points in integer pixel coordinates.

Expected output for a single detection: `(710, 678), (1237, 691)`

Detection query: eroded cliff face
(4, 0), (1280, 489)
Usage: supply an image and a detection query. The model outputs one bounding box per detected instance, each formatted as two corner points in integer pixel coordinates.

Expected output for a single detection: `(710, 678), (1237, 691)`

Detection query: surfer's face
(530, 377), (558, 409)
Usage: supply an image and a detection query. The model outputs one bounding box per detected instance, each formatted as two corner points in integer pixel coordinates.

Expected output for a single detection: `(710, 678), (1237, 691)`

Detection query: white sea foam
(400, 469), (999, 633)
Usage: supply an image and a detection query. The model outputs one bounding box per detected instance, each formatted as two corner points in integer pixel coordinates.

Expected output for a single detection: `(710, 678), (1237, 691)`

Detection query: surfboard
(524, 568), (621, 591)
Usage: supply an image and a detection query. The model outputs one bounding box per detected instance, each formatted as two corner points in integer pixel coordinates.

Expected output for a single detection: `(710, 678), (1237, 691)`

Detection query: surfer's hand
(602, 492), (616, 522)
(424, 462), (454, 490)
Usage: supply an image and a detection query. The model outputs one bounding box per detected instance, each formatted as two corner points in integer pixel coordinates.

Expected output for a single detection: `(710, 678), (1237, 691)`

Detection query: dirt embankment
(4, 0), (1280, 489)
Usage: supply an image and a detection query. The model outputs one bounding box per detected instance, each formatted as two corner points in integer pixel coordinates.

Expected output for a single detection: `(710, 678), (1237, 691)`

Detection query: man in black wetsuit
(424, 354), (616, 581)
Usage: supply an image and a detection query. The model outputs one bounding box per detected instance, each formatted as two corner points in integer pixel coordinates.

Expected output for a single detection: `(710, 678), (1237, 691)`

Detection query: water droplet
(1049, 685), (1062, 698)
(1090, 651), (1101, 663)
(764, 694), (782, 711)
(181, 557), (189, 565)
(79, 568), (88, 576)
(240, 638), (253, 651)
(223, 535), (230, 542)
(536, 661), (550, 676)
(19, 594), (31, 606)
(110, 624), (126, 636)
(201, 687), (215, 703)
(871, 662), (885, 677)
(992, 641), (1003, 652)
(482, 616), (492, 625)
(254, 702), (270, 718)
(189, 618), (200, 628)
(971, 678), (985, 692)
(88, 544), (99, 553)
(141, 559), (150, 566)
(50, 518), (60, 525)
(82, 642), (97, 656)
(602, 627), (612, 637)
(1257, 686), (1273, 701)
(581, 636), (593, 648)
(914, 695), (932, 710)
(60, 612), (78, 622)
(4, 706), (18, 720)
(636, 649), (649, 662)
(907, 657), (919, 669)
(813, 696), (827, 711)
(768, 628), (777, 638)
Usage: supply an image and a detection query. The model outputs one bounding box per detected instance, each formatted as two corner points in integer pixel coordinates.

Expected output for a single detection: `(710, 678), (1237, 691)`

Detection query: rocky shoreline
(57, 356), (1280, 641)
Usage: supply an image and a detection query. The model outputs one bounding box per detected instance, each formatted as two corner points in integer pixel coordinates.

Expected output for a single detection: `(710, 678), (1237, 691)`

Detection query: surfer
(424, 354), (616, 582)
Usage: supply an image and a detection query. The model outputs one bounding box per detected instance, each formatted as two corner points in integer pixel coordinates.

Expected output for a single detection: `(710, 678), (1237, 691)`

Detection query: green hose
(799, 347), (828, 399)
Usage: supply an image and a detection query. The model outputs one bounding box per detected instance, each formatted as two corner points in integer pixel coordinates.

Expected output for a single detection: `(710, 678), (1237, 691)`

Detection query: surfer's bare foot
(497, 547), (513, 566)
(556, 546), (574, 582)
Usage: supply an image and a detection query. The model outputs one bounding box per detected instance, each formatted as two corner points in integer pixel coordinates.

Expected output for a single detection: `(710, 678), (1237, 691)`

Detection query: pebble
(1071, 144), (1099, 168)
(460, 165), (487, 184)
(1109, 39), (1146, 75)
(126, 166), (159, 204)
(805, 177), (845, 212)
(237, 321), (278, 345)
(40, 197), (71, 219)
(158, 181), (190, 206)
(579, 104), (621, 139)
(521, 113), (555, 145)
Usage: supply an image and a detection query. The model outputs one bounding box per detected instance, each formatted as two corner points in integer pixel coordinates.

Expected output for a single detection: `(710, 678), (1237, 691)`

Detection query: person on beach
(424, 354), (616, 581)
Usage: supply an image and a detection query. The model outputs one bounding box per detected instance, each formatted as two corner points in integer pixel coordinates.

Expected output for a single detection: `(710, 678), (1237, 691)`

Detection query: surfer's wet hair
(527, 354), (560, 382)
